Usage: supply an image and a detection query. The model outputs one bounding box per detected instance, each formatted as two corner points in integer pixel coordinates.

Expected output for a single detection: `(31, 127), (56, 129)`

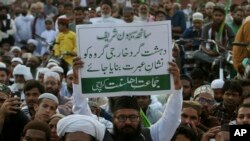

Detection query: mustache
(121, 125), (136, 130)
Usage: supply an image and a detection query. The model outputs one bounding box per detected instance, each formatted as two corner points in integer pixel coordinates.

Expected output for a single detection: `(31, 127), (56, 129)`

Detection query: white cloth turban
(11, 57), (23, 64)
(211, 79), (224, 89)
(13, 64), (33, 81)
(57, 115), (106, 141)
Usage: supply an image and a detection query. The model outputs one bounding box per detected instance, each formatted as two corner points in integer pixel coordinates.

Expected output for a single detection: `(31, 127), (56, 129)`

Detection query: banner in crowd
(76, 21), (174, 97)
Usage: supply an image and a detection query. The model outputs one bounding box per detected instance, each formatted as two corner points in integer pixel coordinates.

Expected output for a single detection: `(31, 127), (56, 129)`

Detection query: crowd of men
(1, 0), (250, 141)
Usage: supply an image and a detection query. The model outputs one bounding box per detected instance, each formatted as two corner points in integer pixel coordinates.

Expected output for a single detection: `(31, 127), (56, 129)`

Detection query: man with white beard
(90, 0), (123, 24)
(9, 64), (33, 101)
(134, 3), (152, 22)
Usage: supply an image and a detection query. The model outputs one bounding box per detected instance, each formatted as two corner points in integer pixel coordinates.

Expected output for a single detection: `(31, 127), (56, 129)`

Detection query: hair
(74, 6), (85, 12)
(23, 80), (45, 94)
(0, 68), (8, 75)
(22, 120), (51, 141)
(243, 93), (250, 102)
(222, 80), (242, 97)
(64, 2), (74, 8)
(240, 80), (250, 87)
(113, 96), (140, 113)
(0, 6), (9, 12)
(233, 7), (244, 14)
(230, 4), (239, 13)
(190, 68), (205, 80)
(213, 5), (226, 15)
(237, 103), (250, 115)
(171, 125), (197, 141)
(182, 101), (202, 116)
(180, 74), (192, 87)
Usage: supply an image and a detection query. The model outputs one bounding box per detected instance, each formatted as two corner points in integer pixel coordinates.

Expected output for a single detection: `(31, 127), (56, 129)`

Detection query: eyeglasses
(197, 97), (215, 105)
(115, 115), (139, 122)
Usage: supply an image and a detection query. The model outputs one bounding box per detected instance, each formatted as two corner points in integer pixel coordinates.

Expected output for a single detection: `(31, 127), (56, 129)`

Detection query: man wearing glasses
(72, 57), (183, 141)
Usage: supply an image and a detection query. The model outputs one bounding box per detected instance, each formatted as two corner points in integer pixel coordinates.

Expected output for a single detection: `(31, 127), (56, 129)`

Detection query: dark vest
(141, 128), (153, 141)
(105, 128), (153, 141)
(0, 19), (15, 45)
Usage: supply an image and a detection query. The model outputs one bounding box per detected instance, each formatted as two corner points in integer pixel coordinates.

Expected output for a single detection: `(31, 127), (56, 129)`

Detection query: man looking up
(34, 93), (58, 122)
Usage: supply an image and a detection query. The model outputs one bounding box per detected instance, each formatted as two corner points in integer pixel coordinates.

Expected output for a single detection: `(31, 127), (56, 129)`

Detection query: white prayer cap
(66, 69), (73, 76)
(51, 66), (64, 74)
(205, 2), (215, 8)
(96, 6), (101, 13)
(13, 64), (33, 81)
(57, 115), (106, 141)
(46, 62), (59, 68)
(192, 12), (203, 22)
(44, 71), (60, 81)
(10, 46), (21, 52)
(39, 93), (59, 105)
(11, 57), (23, 64)
(35, 68), (51, 80)
(211, 79), (224, 89)
(0, 62), (6, 68)
(27, 39), (38, 46)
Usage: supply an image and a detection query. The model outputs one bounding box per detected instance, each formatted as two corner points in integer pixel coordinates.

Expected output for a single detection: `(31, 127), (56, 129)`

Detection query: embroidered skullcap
(194, 85), (214, 99)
